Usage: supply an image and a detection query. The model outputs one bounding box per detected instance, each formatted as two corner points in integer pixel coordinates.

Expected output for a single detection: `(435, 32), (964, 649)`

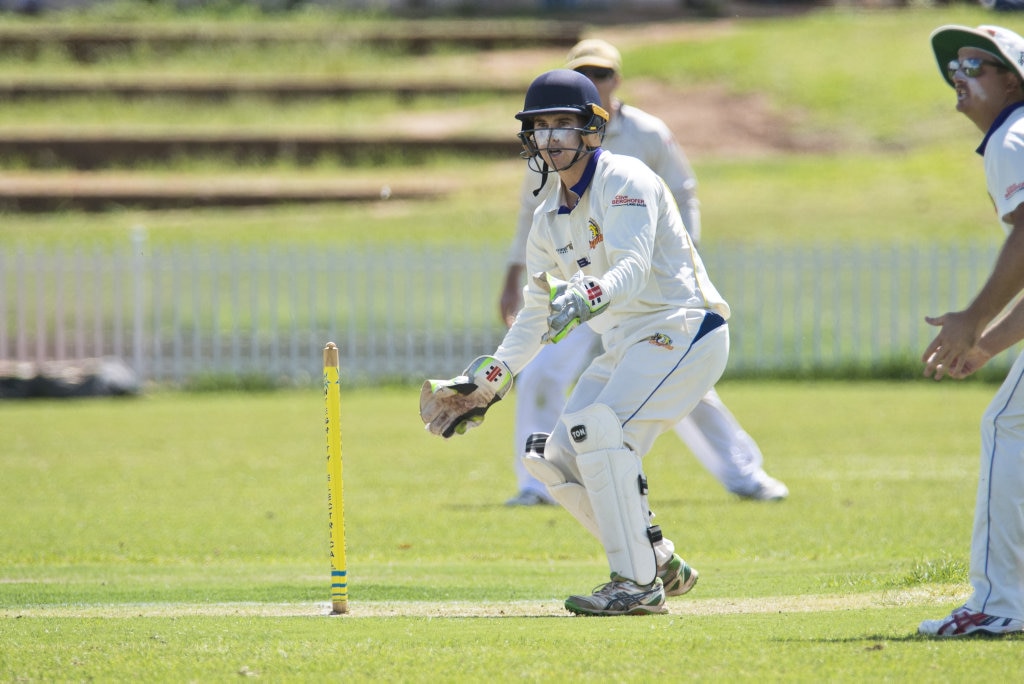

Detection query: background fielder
(500, 39), (788, 506)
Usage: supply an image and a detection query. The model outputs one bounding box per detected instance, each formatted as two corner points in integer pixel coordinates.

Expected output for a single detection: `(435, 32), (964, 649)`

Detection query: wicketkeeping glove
(533, 271), (610, 344)
(419, 355), (513, 438)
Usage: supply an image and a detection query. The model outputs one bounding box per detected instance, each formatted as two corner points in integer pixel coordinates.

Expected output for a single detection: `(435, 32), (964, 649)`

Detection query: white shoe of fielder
(735, 472), (789, 501)
(918, 605), (1024, 637)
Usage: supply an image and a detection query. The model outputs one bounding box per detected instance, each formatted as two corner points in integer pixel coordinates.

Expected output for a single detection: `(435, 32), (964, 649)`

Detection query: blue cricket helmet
(515, 69), (609, 132)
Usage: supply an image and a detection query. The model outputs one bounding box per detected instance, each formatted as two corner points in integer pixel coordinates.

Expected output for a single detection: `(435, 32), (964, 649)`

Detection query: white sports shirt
(983, 102), (1024, 232)
(507, 102), (701, 269)
(494, 149), (729, 375)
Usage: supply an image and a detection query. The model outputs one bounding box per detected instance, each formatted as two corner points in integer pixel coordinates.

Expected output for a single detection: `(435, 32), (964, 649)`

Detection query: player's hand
(922, 311), (983, 380)
(950, 345), (993, 379)
(533, 271), (610, 343)
(419, 356), (513, 438)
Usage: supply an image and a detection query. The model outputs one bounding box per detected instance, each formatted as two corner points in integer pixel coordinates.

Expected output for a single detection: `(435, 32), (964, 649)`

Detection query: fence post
(131, 226), (146, 382)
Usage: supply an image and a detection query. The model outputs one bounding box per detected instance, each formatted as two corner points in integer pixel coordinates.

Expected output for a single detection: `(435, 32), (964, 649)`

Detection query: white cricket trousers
(512, 324), (765, 496)
(969, 349), (1024, 621)
(545, 311), (730, 480)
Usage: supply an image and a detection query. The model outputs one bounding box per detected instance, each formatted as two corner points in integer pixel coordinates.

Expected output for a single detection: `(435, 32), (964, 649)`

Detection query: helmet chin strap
(532, 162), (549, 198)
(529, 141), (593, 196)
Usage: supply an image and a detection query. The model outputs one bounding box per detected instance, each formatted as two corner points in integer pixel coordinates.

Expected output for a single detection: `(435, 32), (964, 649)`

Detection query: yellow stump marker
(323, 342), (348, 615)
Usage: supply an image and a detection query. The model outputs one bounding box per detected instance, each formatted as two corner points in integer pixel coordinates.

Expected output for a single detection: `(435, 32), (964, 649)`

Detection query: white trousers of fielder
(969, 348), (1024, 621)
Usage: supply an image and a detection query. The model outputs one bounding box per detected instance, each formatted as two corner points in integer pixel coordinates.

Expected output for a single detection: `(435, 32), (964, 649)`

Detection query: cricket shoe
(658, 553), (699, 597)
(918, 606), (1024, 637)
(736, 472), (789, 501)
(504, 489), (555, 506)
(564, 574), (667, 616)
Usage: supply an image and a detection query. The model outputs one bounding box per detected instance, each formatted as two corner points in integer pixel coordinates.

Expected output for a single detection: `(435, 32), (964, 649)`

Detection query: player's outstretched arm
(420, 356), (513, 438)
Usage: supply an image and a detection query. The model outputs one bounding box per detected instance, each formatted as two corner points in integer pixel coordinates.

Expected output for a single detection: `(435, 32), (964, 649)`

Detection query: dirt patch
(624, 79), (827, 158)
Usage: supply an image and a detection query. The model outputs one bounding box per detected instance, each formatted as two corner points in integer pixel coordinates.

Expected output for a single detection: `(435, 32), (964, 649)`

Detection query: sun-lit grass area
(0, 92), (521, 133)
(4, 381), (1023, 680)
(628, 5), (998, 144)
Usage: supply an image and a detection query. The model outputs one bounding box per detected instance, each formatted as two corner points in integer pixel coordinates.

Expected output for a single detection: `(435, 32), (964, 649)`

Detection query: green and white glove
(533, 271), (610, 343)
(419, 356), (513, 438)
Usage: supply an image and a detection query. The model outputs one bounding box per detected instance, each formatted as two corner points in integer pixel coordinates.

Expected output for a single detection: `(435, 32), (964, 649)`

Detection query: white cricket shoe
(736, 472), (789, 501)
(564, 574), (667, 616)
(918, 605), (1024, 637)
(504, 489), (554, 506)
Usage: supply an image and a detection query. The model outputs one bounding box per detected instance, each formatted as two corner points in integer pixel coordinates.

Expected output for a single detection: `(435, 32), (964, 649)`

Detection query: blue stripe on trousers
(624, 312), (726, 427)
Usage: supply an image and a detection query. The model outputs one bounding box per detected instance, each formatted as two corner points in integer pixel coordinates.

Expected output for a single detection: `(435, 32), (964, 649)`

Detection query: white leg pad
(523, 453), (601, 540)
(562, 403), (657, 586)
(577, 447), (658, 585)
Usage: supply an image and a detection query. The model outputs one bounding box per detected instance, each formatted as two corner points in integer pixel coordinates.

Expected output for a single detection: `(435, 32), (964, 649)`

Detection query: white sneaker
(736, 472), (789, 501)
(918, 605), (1024, 637)
(564, 574), (667, 616)
(504, 490), (554, 506)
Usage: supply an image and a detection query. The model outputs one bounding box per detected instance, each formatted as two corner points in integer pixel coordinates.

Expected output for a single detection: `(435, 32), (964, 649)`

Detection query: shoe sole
(564, 600), (668, 616)
(919, 625), (1024, 638)
(919, 628), (1023, 638)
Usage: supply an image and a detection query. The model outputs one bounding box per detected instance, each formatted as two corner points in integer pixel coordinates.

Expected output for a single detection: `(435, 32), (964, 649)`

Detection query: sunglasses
(575, 67), (615, 81)
(947, 57), (1007, 80)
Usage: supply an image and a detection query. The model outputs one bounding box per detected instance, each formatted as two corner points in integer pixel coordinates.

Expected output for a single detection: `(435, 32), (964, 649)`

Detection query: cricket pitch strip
(2, 586), (969, 619)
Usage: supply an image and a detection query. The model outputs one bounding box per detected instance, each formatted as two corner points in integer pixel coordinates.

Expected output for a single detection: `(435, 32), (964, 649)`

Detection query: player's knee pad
(562, 402), (623, 454)
(561, 404), (659, 586)
(521, 432), (601, 540)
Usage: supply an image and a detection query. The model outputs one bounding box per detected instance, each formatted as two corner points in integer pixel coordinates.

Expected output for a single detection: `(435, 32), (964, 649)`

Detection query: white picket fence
(0, 235), (1011, 386)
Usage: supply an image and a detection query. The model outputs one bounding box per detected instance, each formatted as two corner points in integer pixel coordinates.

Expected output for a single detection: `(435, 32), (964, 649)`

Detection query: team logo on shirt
(647, 333), (674, 350)
(611, 194), (646, 207)
(588, 219), (604, 249)
(1005, 182), (1024, 202)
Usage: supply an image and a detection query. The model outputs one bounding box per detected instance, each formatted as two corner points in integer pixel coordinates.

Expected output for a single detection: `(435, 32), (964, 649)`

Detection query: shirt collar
(558, 148), (603, 215)
(977, 101), (1024, 156)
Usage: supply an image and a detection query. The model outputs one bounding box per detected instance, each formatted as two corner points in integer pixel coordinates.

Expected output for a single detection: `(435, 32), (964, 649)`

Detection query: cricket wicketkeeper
(421, 69), (731, 616)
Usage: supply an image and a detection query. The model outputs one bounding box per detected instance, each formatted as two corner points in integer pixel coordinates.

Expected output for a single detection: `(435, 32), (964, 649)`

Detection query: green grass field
(3, 380), (1024, 680)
